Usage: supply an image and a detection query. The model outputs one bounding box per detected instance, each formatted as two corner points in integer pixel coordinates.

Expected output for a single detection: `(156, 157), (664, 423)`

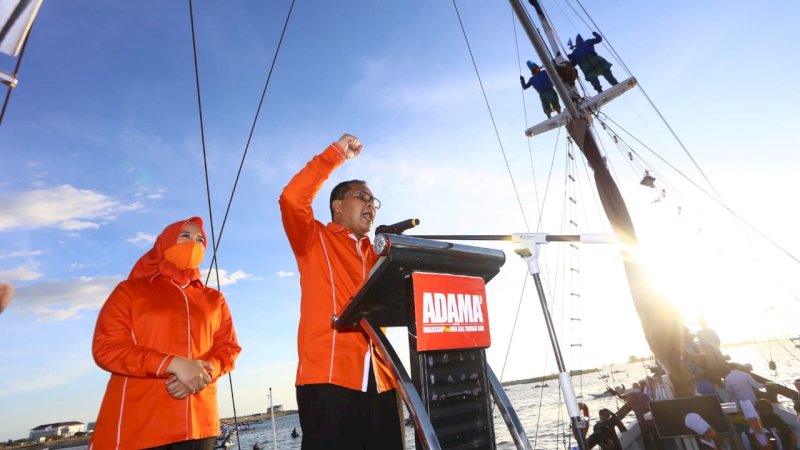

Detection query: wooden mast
(508, 0), (694, 397)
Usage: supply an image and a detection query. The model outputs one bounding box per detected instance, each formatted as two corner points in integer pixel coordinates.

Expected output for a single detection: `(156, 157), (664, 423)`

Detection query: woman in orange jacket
(90, 217), (241, 450)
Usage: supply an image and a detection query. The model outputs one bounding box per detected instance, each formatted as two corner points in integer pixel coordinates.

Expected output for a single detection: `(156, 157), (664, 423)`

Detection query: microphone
(375, 218), (420, 235)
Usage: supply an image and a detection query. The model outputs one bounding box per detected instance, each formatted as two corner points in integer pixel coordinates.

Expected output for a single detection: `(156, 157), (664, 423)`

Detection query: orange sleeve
(203, 295), (241, 382)
(92, 283), (175, 378)
(278, 143), (346, 256)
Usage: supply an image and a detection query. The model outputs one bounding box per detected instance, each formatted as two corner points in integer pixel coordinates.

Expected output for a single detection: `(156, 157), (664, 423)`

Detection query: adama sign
(412, 272), (491, 351)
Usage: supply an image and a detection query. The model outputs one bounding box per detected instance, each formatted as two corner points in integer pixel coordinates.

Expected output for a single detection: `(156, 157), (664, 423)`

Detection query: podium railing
(334, 234), (532, 450)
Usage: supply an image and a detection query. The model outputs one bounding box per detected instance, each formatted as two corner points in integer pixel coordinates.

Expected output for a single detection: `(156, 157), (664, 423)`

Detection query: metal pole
(531, 271), (567, 374)
(515, 234), (612, 450)
(359, 318), (442, 450)
(530, 271), (588, 450)
(269, 387), (277, 450)
(0, 20), (33, 126)
(526, 0), (569, 63)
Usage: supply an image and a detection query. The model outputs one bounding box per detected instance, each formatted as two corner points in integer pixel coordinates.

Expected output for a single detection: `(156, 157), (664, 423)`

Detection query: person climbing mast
(520, 60), (562, 118)
(568, 31), (619, 94)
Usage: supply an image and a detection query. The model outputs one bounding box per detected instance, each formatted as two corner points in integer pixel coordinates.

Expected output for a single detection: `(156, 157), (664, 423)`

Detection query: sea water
(233, 342), (800, 450)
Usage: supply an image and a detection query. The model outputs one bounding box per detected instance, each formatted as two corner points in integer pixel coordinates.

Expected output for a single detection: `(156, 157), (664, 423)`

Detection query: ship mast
(508, 0), (694, 400)
(525, 0), (566, 63)
(509, 0), (580, 119)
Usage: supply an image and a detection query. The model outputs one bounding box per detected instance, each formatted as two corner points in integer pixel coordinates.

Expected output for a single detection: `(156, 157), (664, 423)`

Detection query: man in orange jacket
(279, 133), (402, 449)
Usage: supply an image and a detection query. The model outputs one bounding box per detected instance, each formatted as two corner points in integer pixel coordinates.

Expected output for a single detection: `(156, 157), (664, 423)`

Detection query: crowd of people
(686, 322), (799, 450)
(582, 320), (800, 450)
(0, 116), (795, 450)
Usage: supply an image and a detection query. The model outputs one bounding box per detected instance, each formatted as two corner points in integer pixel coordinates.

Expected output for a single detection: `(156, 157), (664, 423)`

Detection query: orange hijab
(128, 217), (208, 285)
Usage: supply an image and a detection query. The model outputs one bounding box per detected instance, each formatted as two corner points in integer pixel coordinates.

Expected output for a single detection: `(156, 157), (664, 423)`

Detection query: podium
(335, 234), (532, 450)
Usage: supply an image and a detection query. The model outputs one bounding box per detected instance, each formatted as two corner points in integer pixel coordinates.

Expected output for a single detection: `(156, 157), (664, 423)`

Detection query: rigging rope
(766, 302), (800, 339)
(531, 346), (551, 450)
(757, 307), (800, 372)
(187, 2), (242, 448)
(774, 339), (800, 365)
(531, 3), (800, 313)
(530, 0), (592, 99)
(499, 269), (531, 381)
(753, 341), (772, 368)
(451, 0), (530, 231)
(564, 147), (584, 397)
(204, 0), (298, 284)
(564, 0), (725, 204)
(188, 0), (221, 291)
(538, 0), (569, 60)
(511, 7), (544, 221)
(535, 128), (563, 232)
(509, 5), (597, 444)
(570, 135), (607, 233)
(189, 1), (297, 447)
(509, 10), (579, 445)
(597, 112), (800, 266)
(599, 118), (800, 324)
(512, 12), (595, 416)
(595, 115), (684, 202)
(513, 15), (583, 429)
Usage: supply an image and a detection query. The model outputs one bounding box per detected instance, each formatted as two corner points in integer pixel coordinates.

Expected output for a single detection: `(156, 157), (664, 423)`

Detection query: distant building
(28, 421), (84, 441)
(264, 404), (284, 418)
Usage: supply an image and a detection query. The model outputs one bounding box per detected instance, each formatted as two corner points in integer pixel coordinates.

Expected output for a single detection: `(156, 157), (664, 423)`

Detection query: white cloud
(134, 182), (166, 201)
(276, 270), (294, 278)
(59, 219), (100, 231)
(0, 264), (43, 282)
(201, 269), (252, 287)
(0, 185), (141, 231)
(12, 276), (122, 321)
(126, 231), (156, 246)
(0, 250), (45, 259)
(117, 201), (144, 212)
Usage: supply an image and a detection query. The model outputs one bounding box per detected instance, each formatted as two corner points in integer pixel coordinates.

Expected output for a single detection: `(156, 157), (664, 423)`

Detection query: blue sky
(2, 0), (800, 442)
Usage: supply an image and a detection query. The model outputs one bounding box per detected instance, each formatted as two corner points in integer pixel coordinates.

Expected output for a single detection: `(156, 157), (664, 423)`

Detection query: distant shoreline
(502, 368), (600, 387)
(499, 337), (786, 387)
(222, 410), (299, 426)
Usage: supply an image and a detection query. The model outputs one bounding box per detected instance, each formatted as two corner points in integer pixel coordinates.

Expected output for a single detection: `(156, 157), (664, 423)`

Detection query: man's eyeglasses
(350, 190), (381, 209)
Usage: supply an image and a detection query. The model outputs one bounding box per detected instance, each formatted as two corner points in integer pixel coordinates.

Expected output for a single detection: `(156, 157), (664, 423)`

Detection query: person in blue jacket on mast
(520, 60), (562, 118)
(568, 31), (619, 94)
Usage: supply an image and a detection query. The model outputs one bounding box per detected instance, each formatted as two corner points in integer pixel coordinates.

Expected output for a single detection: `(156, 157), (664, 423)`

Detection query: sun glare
(633, 206), (787, 343)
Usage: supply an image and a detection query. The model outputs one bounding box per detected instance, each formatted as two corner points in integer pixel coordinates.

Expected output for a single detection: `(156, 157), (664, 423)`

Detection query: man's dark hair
(329, 179), (367, 220)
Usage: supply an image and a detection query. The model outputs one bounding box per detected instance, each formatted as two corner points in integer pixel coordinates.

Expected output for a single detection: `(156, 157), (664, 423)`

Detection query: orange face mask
(164, 242), (205, 270)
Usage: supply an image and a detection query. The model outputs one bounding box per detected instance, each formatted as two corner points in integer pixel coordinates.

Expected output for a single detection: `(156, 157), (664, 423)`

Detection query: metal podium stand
(334, 234), (532, 450)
